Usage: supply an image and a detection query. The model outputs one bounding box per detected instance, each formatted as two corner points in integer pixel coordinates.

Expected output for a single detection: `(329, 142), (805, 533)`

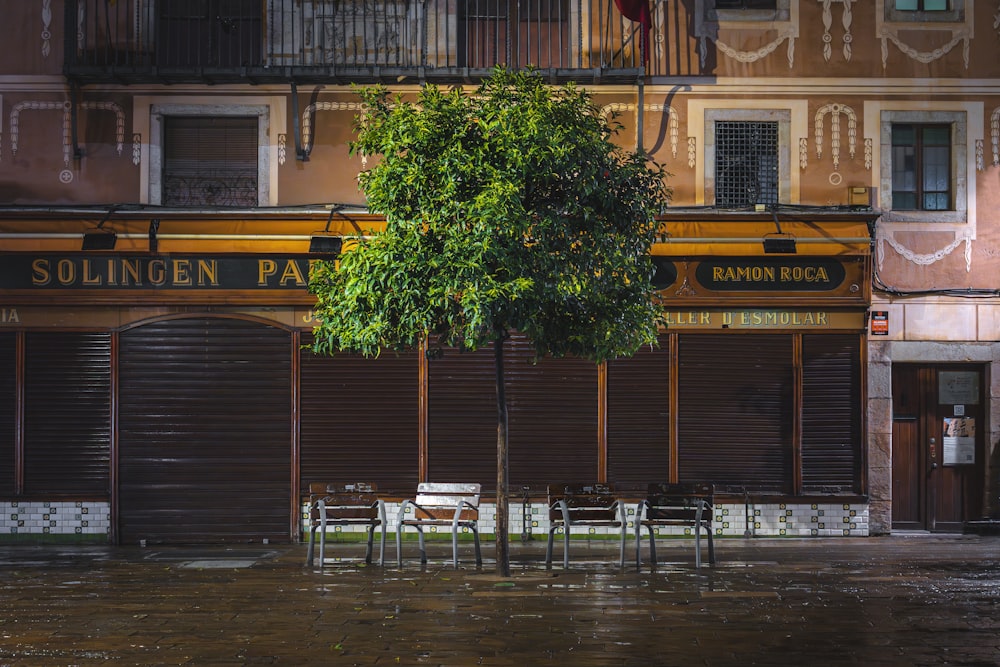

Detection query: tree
(309, 68), (670, 576)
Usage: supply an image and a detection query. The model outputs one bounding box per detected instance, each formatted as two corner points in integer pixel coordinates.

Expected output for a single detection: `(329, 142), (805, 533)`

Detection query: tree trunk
(494, 330), (511, 577)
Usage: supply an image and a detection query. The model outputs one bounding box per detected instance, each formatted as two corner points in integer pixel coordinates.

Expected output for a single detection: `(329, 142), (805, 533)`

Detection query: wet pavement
(0, 535), (998, 666)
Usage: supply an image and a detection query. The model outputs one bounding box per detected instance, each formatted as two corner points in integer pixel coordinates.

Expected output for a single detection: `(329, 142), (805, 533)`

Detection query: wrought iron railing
(64, 0), (645, 85)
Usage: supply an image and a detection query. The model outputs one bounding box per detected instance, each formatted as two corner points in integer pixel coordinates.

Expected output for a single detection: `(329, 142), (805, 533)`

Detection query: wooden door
(891, 364), (986, 532)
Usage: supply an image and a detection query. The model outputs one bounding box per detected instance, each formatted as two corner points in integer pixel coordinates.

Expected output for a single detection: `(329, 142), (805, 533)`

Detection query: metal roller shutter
(118, 317), (291, 544)
(24, 332), (112, 496)
(426, 333), (600, 490)
(505, 334), (599, 486)
(427, 346), (497, 485)
(300, 337), (419, 495)
(677, 334), (793, 492)
(606, 334), (671, 485)
(801, 334), (862, 492)
(0, 333), (16, 495)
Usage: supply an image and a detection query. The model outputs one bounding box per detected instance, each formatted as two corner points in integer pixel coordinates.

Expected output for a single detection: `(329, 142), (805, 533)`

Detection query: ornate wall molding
(694, 0), (799, 69)
(814, 103), (856, 170)
(301, 101), (365, 156)
(41, 0), (52, 57)
(876, 0), (972, 68)
(10, 100), (125, 172)
(991, 107), (1000, 167)
(132, 133), (141, 166)
(600, 103), (680, 159)
(818, 0), (855, 62)
(877, 232), (972, 272)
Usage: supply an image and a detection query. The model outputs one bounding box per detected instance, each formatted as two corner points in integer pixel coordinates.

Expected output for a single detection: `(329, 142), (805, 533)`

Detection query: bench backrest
(308, 482), (381, 521)
(644, 482), (714, 522)
(547, 483), (619, 522)
(413, 482), (481, 521)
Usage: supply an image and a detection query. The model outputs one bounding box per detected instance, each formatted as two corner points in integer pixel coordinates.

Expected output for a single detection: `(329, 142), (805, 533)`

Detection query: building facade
(0, 0), (996, 544)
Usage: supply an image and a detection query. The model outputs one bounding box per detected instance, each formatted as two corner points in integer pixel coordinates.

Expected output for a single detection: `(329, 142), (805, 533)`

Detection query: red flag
(614, 0), (652, 64)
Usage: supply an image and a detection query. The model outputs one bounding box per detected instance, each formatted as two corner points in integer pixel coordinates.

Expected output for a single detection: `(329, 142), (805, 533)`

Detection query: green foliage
(309, 68), (671, 362)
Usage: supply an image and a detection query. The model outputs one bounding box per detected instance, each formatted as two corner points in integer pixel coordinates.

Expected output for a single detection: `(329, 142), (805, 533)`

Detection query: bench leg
(378, 523), (387, 567)
(545, 528), (556, 568)
(451, 528), (459, 568)
(417, 527), (427, 564)
(706, 525), (716, 565)
(647, 526), (657, 567)
(365, 524), (375, 564)
(694, 526), (701, 569)
(306, 525), (317, 567)
(396, 524), (404, 567)
(635, 525), (642, 570)
(562, 526), (570, 569)
(318, 520), (328, 569)
(472, 528), (482, 566)
(618, 523), (626, 568)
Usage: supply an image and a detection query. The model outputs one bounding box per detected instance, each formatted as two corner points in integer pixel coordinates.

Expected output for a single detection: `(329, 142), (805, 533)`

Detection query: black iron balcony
(63, 0), (645, 86)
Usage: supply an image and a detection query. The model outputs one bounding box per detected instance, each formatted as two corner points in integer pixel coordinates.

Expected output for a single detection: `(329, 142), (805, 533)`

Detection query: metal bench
(635, 482), (715, 569)
(305, 482), (386, 568)
(396, 482), (482, 568)
(546, 483), (626, 568)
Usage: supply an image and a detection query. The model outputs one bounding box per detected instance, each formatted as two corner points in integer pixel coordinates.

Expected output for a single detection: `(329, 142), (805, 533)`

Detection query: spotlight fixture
(308, 235), (343, 255)
(763, 211), (796, 254)
(762, 234), (797, 254)
(82, 205), (120, 251)
(81, 229), (117, 250)
(309, 205), (347, 256)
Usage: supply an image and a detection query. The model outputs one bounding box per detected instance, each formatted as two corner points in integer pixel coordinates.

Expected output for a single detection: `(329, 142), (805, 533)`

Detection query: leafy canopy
(309, 68), (670, 361)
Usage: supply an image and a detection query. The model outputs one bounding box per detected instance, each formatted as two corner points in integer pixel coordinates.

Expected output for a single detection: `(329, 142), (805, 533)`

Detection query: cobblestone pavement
(0, 535), (998, 666)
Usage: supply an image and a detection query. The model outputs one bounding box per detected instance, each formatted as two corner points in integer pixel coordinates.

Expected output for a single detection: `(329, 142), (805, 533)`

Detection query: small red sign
(870, 311), (889, 336)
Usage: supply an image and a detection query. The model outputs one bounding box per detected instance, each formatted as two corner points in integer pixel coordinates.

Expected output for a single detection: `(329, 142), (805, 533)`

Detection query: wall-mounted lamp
(308, 235), (343, 255)
(81, 229), (117, 250)
(763, 212), (796, 254)
(148, 219), (160, 254)
(82, 205), (120, 251)
(762, 234), (797, 254)
(309, 205), (346, 256)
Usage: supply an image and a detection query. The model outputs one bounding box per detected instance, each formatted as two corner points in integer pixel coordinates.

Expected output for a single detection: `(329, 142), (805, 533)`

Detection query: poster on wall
(943, 417), (975, 465)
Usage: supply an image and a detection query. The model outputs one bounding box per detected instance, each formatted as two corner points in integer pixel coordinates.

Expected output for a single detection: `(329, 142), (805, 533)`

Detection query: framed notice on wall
(943, 417), (975, 465)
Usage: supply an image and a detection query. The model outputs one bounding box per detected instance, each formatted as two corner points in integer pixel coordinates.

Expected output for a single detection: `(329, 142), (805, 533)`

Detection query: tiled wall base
(0, 499), (867, 542)
(305, 501), (870, 540)
(0, 501), (111, 542)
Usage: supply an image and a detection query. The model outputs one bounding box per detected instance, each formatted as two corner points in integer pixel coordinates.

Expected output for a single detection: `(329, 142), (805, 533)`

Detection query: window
(714, 121), (779, 208)
(156, 0), (263, 68)
(460, 0), (569, 69)
(891, 124), (951, 211)
(162, 116), (259, 207)
(883, 0), (963, 22)
(893, 0), (948, 10)
(715, 0), (777, 8)
(702, 0), (791, 22)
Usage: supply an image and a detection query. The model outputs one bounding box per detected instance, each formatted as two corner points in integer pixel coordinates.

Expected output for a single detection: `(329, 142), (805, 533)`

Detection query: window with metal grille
(891, 123), (951, 211)
(162, 116), (258, 207)
(714, 121), (779, 208)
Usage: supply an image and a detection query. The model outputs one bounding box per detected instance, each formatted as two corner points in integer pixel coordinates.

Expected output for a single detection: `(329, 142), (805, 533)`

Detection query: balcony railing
(64, 0), (645, 85)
